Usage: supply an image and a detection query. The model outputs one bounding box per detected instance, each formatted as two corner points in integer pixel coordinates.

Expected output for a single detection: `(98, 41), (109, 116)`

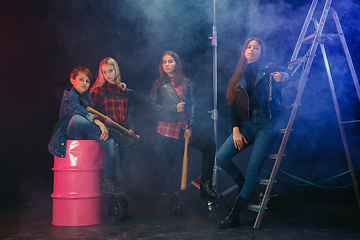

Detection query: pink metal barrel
(52, 140), (103, 226)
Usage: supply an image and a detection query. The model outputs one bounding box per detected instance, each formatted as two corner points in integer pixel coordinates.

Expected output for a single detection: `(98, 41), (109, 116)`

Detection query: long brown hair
(157, 51), (188, 87)
(226, 37), (265, 104)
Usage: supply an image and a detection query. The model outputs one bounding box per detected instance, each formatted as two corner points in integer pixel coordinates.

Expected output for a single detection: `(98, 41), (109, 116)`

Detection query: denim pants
(114, 143), (130, 188)
(157, 128), (216, 204)
(216, 110), (278, 202)
(67, 115), (115, 178)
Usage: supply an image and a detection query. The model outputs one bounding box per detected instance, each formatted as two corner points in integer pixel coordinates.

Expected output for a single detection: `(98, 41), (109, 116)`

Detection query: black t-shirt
(244, 61), (261, 114)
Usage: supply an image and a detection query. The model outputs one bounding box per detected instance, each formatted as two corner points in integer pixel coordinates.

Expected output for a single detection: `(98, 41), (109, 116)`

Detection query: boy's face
(102, 64), (116, 84)
(70, 71), (90, 94)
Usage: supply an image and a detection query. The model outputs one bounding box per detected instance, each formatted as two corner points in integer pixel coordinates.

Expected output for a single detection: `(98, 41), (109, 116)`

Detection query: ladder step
(288, 58), (303, 67)
(267, 154), (285, 160)
(298, 33), (316, 44)
(259, 179), (277, 185)
(320, 33), (339, 43)
(247, 203), (268, 212)
(284, 103), (302, 110)
(278, 128), (293, 134)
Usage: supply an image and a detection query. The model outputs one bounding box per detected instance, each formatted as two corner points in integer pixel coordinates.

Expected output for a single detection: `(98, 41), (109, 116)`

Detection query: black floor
(1, 194), (360, 240)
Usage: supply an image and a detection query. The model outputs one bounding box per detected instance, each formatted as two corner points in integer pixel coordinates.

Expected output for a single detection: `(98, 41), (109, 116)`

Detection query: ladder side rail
(319, 43), (360, 208)
(254, 52), (315, 228)
(289, 0), (319, 65)
(254, 3), (332, 227)
(330, 8), (360, 101)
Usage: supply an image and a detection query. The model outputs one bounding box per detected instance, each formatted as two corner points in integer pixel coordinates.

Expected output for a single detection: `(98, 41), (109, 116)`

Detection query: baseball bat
(180, 135), (189, 190)
(86, 106), (140, 140)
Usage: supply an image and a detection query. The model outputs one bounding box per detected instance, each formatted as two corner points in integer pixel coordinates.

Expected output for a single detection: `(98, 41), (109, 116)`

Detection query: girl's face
(70, 71), (90, 94)
(102, 64), (116, 84)
(162, 55), (176, 77)
(245, 40), (261, 64)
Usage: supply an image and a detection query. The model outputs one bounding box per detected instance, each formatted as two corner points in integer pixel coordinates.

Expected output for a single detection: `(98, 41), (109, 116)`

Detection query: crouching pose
(48, 66), (123, 195)
(217, 37), (289, 229)
(150, 51), (222, 217)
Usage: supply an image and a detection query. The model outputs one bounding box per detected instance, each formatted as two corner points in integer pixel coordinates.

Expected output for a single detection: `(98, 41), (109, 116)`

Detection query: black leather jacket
(150, 78), (195, 130)
(232, 62), (288, 126)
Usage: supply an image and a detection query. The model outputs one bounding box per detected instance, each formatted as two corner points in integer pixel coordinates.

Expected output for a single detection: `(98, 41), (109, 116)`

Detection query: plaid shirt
(156, 77), (187, 139)
(91, 82), (129, 126)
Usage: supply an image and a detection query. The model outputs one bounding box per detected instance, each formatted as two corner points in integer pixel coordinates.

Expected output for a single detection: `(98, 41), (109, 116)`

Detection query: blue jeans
(67, 115), (115, 178)
(216, 111), (278, 202)
(114, 143), (130, 188)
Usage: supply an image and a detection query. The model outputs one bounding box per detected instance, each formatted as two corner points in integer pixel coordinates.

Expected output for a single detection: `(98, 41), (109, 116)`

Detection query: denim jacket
(48, 87), (97, 158)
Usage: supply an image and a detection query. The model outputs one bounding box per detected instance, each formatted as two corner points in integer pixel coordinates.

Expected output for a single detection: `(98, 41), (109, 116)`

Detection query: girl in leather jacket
(217, 37), (289, 229)
(150, 51), (222, 217)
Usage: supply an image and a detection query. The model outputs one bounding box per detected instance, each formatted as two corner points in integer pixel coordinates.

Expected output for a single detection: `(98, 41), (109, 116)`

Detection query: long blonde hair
(90, 57), (122, 93)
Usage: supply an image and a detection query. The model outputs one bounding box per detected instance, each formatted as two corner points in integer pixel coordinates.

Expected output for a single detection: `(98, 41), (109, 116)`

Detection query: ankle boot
(219, 195), (247, 229)
(171, 203), (183, 217)
(102, 175), (127, 195)
(108, 196), (132, 223)
(199, 179), (223, 200)
(168, 197), (182, 217)
(117, 196), (132, 221)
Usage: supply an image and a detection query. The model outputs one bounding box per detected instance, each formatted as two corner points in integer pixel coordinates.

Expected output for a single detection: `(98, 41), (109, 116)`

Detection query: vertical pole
(211, 0), (219, 187)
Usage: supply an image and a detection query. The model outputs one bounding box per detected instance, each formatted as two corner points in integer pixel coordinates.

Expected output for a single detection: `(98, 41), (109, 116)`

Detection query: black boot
(108, 196), (132, 223)
(171, 204), (183, 217)
(234, 175), (245, 193)
(199, 179), (223, 200)
(102, 175), (127, 195)
(219, 195), (247, 229)
(168, 197), (182, 217)
(117, 196), (132, 221)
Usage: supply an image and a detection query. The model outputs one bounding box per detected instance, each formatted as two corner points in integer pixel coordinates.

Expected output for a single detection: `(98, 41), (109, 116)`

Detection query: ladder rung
(278, 128), (294, 134)
(340, 120), (360, 124)
(298, 33), (316, 44)
(267, 154), (285, 160)
(258, 193), (278, 200)
(284, 103), (302, 110)
(247, 203), (268, 212)
(320, 33), (339, 43)
(288, 58), (302, 66)
(259, 179), (277, 185)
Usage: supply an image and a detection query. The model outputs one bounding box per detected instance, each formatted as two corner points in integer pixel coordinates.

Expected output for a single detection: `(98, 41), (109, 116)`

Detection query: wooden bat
(86, 106), (140, 140)
(180, 135), (189, 190)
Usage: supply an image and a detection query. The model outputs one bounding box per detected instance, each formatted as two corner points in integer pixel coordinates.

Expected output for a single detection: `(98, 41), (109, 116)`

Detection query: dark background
(0, 0), (359, 207)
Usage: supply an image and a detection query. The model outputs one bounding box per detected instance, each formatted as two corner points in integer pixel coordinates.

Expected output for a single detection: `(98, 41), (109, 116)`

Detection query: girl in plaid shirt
(91, 57), (134, 222)
(150, 51), (222, 217)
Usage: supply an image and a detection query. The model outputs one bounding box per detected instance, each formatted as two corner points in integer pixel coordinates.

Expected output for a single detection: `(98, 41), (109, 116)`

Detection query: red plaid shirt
(156, 77), (187, 139)
(91, 82), (129, 126)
